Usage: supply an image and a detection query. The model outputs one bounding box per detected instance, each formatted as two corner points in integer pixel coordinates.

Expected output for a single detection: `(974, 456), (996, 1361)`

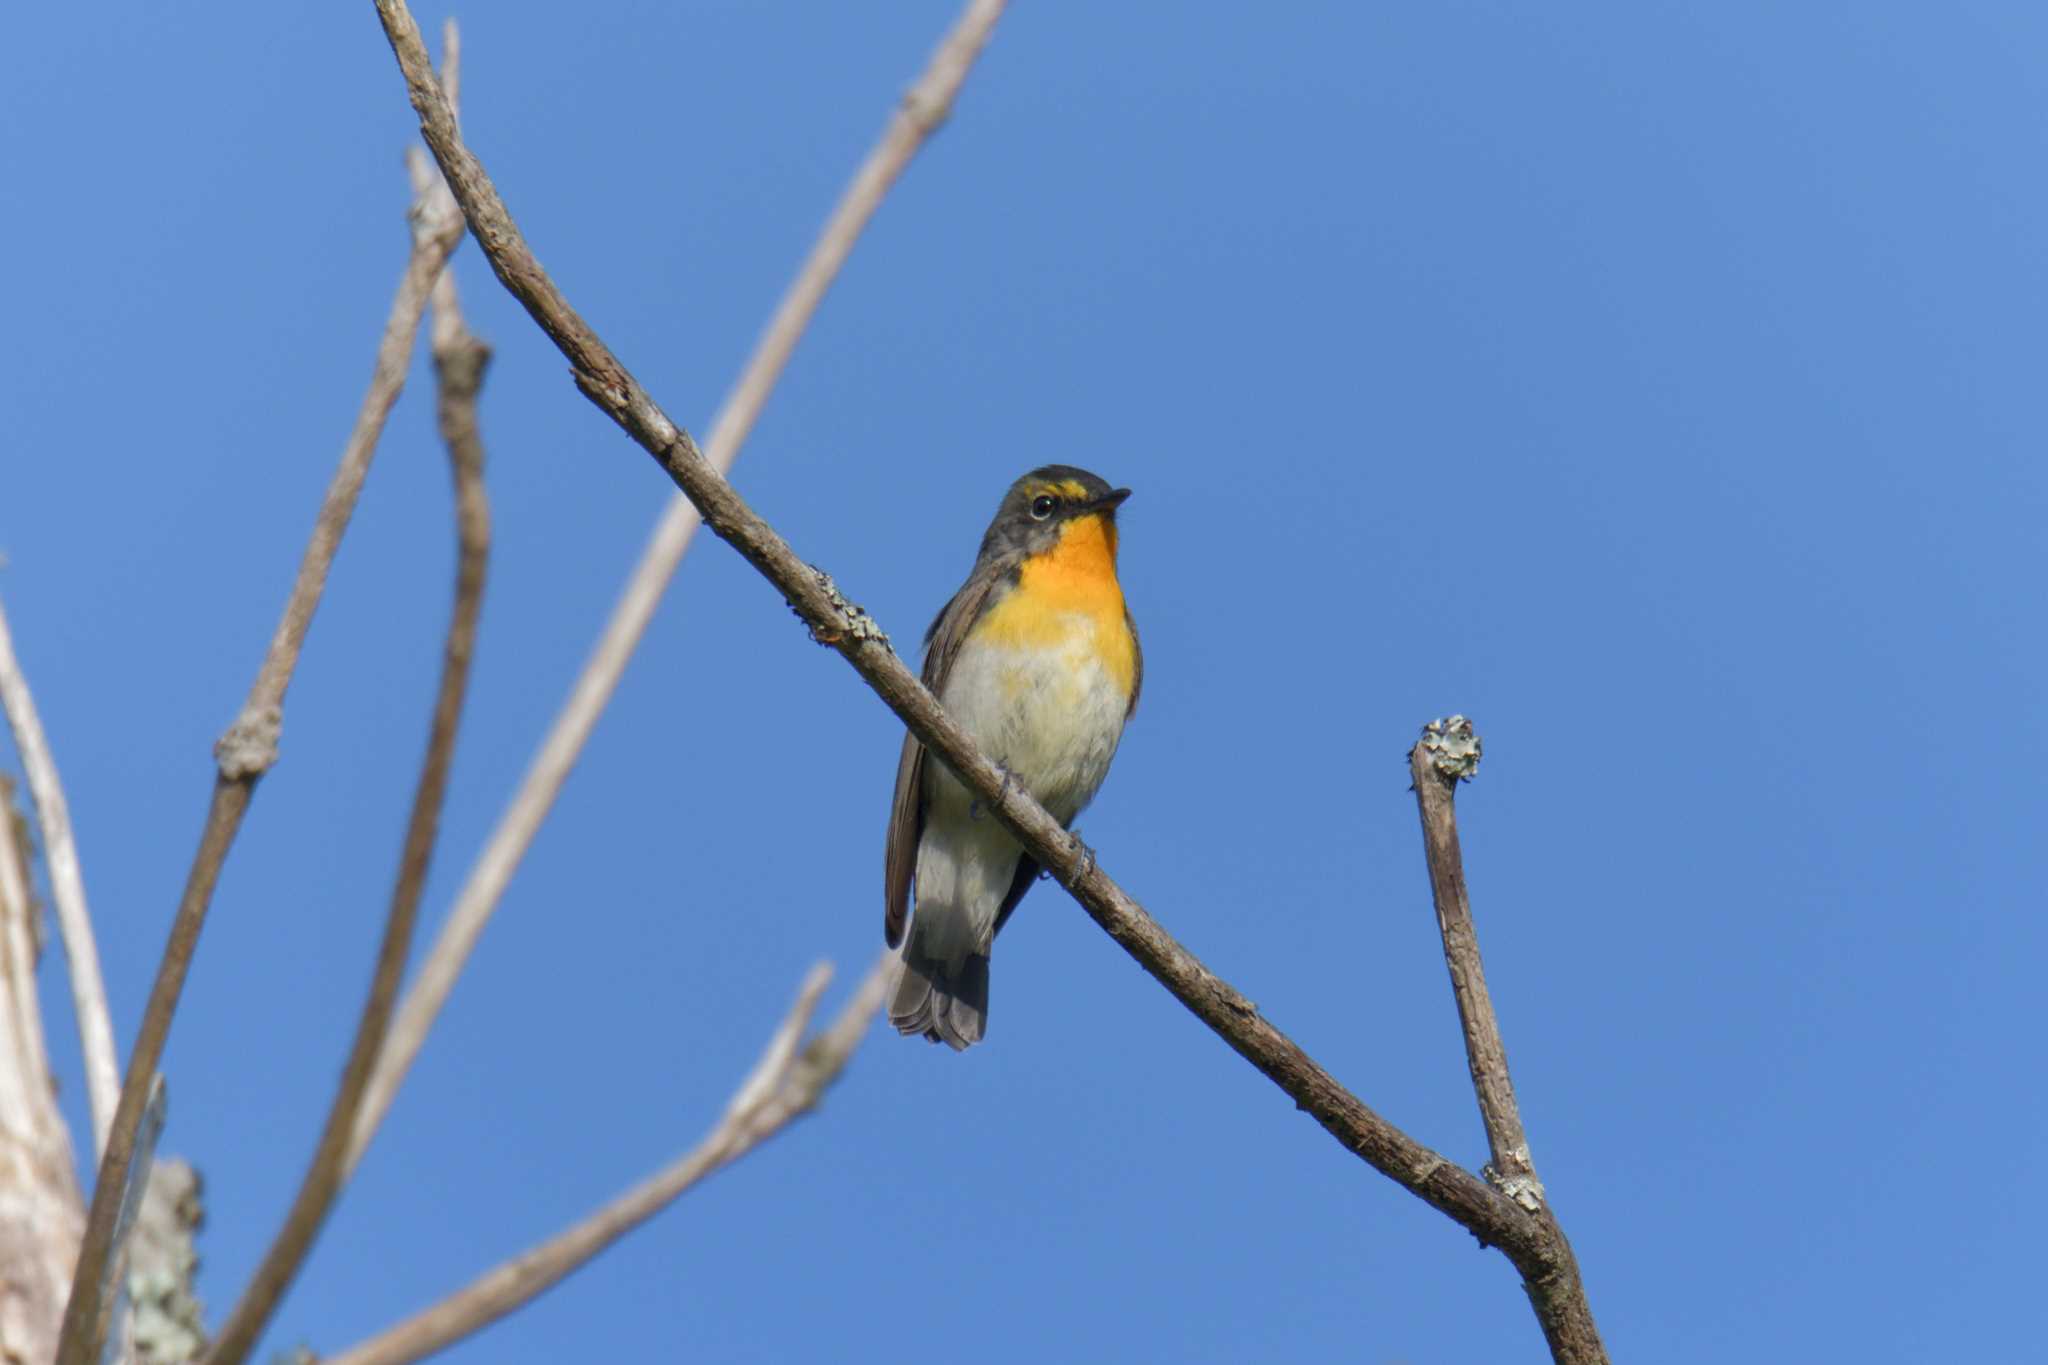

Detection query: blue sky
(4, 2), (2044, 1360)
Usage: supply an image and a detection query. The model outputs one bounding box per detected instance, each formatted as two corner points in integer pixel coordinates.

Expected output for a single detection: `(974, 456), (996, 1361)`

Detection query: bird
(884, 465), (1141, 1049)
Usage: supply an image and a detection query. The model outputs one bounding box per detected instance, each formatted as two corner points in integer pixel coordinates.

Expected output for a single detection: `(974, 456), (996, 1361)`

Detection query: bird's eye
(1029, 494), (1057, 520)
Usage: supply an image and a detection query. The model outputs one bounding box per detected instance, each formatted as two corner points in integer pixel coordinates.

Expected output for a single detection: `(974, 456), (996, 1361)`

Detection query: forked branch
(200, 76), (493, 1365)
(1409, 718), (1604, 1361)
(325, 956), (891, 1365)
(373, 5), (1605, 1360)
(1411, 718), (1536, 1196)
(53, 45), (473, 1365)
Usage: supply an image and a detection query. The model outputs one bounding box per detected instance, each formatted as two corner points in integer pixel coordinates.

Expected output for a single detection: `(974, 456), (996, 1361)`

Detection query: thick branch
(1410, 718), (1606, 1364)
(325, 956), (889, 1365)
(373, 0), (1554, 1276)
(199, 135), (491, 1365)
(349, 0), (1010, 1175)
(0, 595), (120, 1156)
(0, 775), (85, 1365)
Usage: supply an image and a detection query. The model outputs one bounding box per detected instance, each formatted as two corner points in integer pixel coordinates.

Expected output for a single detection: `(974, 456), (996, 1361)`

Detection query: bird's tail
(890, 935), (989, 1050)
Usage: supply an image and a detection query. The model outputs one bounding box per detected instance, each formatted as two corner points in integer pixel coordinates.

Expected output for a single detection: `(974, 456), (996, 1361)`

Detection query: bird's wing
(882, 726), (924, 948)
(884, 564), (1009, 947)
(1124, 607), (1143, 718)
(990, 852), (1040, 941)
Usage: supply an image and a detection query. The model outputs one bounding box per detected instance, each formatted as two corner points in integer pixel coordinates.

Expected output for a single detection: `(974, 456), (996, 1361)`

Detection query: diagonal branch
(0, 593), (120, 1156)
(374, 0), (1556, 1290)
(53, 120), (469, 1365)
(377, 2), (1605, 1357)
(324, 955), (891, 1365)
(199, 86), (493, 1365)
(347, 0), (1010, 1177)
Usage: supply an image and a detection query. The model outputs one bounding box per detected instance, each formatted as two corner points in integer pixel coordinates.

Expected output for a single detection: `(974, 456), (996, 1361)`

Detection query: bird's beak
(1090, 488), (1132, 514)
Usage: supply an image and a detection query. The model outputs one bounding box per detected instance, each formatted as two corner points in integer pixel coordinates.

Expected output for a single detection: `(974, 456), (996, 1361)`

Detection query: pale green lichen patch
(798, 569), (892, 649)
(1419, 714), (1482, 781)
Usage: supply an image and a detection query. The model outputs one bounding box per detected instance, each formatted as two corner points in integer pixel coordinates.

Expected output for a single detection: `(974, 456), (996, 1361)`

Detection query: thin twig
(1408, 719), (1605, 1362)
(324, 955), (891, 1365)
(55, 776), (248, 1365)
(348, 0), (1010, 1176)
(377, 2), (1605, 1356)
(200, 88), (492, 1365)
(1409, 718), (1534, 1193)
(0, 593), (120, 1156)
(52, 73), (470, 1365)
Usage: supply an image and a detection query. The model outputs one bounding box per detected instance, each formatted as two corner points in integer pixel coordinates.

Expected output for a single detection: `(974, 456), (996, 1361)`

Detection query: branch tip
(1418, 714), (1482, 782)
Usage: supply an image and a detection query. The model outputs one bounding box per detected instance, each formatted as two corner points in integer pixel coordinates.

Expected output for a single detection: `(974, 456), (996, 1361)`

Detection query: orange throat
(993, 512), (1137, 698)
(1023, 512), (1120, 600)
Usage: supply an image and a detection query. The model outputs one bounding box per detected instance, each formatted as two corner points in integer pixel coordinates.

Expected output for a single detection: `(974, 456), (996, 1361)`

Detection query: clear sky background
(3, 2), (2043, 1361)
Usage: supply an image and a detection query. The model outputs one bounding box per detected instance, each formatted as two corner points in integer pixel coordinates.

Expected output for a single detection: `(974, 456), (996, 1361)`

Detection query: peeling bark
(0, 774), (85, 1365)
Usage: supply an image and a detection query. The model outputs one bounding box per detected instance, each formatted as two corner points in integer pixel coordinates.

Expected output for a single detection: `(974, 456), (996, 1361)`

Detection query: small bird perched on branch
(884, 465), (1141, 1049)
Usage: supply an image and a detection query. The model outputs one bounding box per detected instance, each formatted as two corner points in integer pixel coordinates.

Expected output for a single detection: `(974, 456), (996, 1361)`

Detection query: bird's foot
(970, 762), (1018, 822)
(1068, 831), (1097, 881)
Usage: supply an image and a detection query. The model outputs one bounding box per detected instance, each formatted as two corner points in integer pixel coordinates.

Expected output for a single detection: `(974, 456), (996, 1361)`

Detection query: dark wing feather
(883, 563), (1012, 946)
(1124, 607), (1143, 718)
(990, 853), (1039, 941)
(882, 727), (923, 947)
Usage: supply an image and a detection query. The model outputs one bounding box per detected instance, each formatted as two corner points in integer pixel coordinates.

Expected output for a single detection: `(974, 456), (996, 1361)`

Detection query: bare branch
(1409, 718), (1605, 1363)
(378, 0), (1528, 1260)
(52, 74), (472, 1365)
(323, 955), (891, 1365)
(377, 2), (1604, 1356)
(199, 109), (492, 1365)
(432, 17), (460, 121)
(1410, 718), (1534, 1195)
(0, 595), (120, 1157)
(379, 0), (1514, 1233)
(349, 0), (1009, 1176)
(698, 0), (1008, 468)
(55, 775), (248, 1365)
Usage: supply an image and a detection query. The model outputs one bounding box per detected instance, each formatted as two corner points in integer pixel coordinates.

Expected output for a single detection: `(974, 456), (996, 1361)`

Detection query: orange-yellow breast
(972, 512), (1137, 701)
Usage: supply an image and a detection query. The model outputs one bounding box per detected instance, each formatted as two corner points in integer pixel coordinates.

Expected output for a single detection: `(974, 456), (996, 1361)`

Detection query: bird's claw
(1068, 834), (1097, 881)
(970, 762), (1019, 822)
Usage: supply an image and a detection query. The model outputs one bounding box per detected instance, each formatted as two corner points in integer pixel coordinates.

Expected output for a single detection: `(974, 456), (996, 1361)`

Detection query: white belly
(912, 616), (1129, 961)
(934, 621), (1129, 824)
